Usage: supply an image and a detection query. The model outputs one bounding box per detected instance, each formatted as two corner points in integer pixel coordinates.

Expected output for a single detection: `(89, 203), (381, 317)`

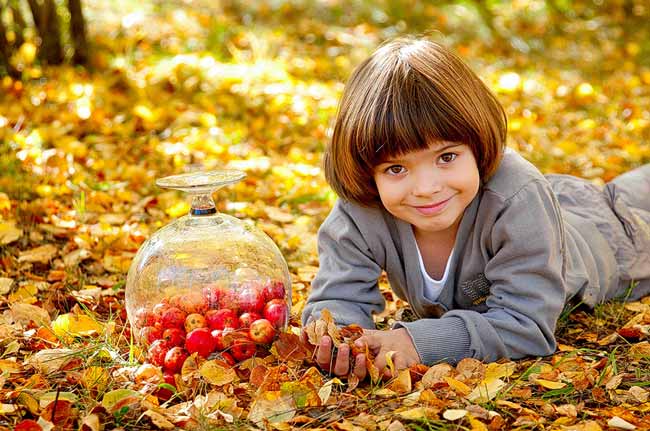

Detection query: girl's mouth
(413, 196), (453, 215)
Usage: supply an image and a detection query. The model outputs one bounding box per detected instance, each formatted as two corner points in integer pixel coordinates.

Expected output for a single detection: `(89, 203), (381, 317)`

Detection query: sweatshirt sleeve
(398, 180), (567, 364)
(301, 201), (386, 329)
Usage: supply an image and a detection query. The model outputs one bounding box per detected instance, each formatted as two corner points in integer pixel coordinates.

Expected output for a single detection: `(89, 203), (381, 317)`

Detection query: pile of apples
(133, 279), (289, 376)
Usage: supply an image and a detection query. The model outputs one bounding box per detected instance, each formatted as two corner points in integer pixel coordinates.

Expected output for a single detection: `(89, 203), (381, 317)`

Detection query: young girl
(301, 37), (650, 379)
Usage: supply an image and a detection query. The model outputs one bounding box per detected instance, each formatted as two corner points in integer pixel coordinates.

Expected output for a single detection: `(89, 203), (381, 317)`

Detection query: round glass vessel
(125, 170), (291, 364)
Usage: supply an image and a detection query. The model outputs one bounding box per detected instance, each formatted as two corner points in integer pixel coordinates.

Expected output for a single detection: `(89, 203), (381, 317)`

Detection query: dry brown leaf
(11, 302), (51, 327)
(421, 363), (454, 388)
(143, 410), (175, 429)
(18, 244), (58, 263)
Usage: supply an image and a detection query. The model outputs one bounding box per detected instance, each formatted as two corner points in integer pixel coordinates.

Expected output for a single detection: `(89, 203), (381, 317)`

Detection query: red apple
(211, 327), (235, 351)
(220, 351), (236, 366)
(248, 319), (276, 344)
(237, 285), (265, 313)
(152, 302), (169, 324)
(238, 312), (262, 328)
(231, 338), (256, 361)
(262, 280), (286, 301)
(184, 313), (207, 332)
(164, 346), (188, 373)
(205, 308), (239, 330)
(147, 339), (170, 367)
(263, 299), (288, 329)
(185, 328), (215, 358)
(161, 307), (187, 330)
(162, 327), (186, 347)
(135, 308), (156, 327)
(176, 292), (208, 314)
(202, 281), (230, 309)
(139, 326), (162, 346)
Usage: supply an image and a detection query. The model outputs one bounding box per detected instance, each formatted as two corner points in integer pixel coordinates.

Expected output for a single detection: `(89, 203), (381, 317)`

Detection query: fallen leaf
(51, 313), (104, 338)
(11, 303), (51, 326)
(443, 409), (468, 420)
(247, 391), (295, 425)
(467, 377), (506, 402)
(143, 410), (175, 429)
(533, 378), (566, 389)
(0, 277), (13, 295)
(421, 363), (454, 388)
(199, 360), (237, 386)
(27, 349), (76, 374)
(607, 416), (636, 430)
(444, 376), (472, 396)
(18, 244), (58, 263)
(0, 220), (22, 244)
(101, 389), (140, 413)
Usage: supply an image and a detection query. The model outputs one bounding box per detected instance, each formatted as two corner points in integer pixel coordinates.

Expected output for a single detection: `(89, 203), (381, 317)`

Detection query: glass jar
(125, 170), (291, 366)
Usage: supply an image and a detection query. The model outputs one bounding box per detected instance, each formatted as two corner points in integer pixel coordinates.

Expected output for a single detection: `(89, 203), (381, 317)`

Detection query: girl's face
(373, 141), (480, 240)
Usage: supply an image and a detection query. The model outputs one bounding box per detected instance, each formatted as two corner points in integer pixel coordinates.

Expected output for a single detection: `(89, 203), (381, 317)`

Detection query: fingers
(315, 336), (334, 371)
(333, 344), (350, 376)
(353, 353), (367, 380)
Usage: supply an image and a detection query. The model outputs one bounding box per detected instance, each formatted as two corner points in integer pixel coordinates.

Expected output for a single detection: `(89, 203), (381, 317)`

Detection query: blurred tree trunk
(68, 0), (88, 64)
(0, 7), (16, 76)
(9, 1), (27, 47)
(27, 0), (64, 64)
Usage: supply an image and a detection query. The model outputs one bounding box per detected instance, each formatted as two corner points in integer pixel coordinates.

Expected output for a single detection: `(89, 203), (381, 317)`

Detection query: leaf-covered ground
(1, 1), (649, 429)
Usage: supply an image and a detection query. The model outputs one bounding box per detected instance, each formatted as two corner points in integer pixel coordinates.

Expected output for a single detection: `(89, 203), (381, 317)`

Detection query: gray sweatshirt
(302, 149), (650, 365)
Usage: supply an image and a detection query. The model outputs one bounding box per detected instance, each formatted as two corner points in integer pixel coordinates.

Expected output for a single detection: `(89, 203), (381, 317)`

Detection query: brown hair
(324, 37), (507, 206)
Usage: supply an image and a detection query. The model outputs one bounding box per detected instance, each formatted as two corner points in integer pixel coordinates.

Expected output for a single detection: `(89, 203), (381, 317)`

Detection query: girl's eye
(439, 153), (457, 164)
(385, 165), (406, 175)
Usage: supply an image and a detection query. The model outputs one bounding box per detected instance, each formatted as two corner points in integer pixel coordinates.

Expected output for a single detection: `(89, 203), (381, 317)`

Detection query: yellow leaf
(133, 104), (157, 122)
(469, 415), (489, 431)
(200, 361), (237, 386)
(0, 277), (12, 295)
(385, 351), (397, 376)
(101, 389), (140, 413)
(247, 391), (295, 425)
(467, 378), (506, 403)
(396, 407), (437, 420)
(387, 369), (412, 395)
(52, 313), (104, 338)
(0, 221), (22, 245)
(0, 359), (21, 374)
(484, 362), (516, 381)
(39, 391), (78, 408)
(533, 378), (566, 390)
(444, 376), (472, 396)
(281, 381), (322, 408)
(82, 366), (110, 393)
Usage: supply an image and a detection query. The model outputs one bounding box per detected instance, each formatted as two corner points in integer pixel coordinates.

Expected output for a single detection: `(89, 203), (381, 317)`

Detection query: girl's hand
(354, 328), (421, 379)
(315, 335), (367, 379)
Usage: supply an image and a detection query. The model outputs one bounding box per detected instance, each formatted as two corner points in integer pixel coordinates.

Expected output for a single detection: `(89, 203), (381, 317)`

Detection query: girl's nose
(412, 169), (443, 197)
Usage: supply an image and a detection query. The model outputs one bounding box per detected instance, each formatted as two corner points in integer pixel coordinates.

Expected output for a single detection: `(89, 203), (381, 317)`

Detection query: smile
(412, 196), (453, 215)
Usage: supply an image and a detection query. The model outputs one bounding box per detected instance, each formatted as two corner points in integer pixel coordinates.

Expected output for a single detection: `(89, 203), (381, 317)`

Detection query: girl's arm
(301, 200), (386, 329)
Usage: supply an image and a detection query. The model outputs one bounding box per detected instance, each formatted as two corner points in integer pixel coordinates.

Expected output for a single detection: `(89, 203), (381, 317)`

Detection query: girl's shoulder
(482, 148), (548, 200)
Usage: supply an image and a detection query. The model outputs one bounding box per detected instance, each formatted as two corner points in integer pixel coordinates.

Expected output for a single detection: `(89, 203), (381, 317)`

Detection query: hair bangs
(356, 67), (474, 168)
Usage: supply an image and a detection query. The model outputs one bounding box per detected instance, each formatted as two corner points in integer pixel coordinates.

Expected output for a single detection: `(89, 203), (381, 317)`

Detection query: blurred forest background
(1, 0), (650, 430)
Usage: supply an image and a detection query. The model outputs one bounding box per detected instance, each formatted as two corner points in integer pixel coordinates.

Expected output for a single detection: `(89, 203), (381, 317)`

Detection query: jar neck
(190, 193), (217, 216)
